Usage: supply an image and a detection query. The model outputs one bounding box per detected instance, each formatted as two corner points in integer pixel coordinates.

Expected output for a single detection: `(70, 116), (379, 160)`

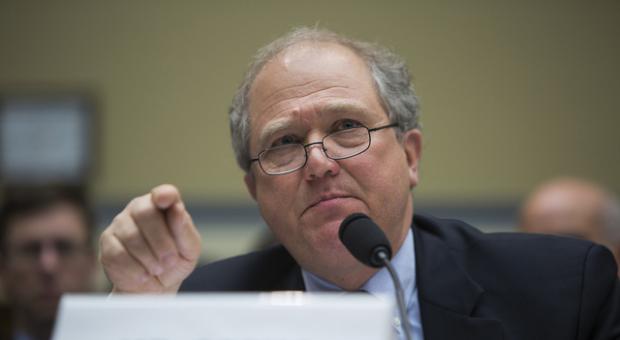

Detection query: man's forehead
(248, 42), (383, 145)
(256, 101), (377, 142)
(250, 41), (370, 97)
(6, 204), (88, 241)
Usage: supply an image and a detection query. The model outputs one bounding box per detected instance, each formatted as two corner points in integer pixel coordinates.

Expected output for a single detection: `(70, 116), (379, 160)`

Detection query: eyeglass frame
(249, 122), (400, 175)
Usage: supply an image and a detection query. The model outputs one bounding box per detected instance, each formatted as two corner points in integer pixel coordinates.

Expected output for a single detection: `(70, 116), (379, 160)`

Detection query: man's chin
(300, 207), (367, 256)
(305, 233), (359, 266)
(301, 243), (372, 285)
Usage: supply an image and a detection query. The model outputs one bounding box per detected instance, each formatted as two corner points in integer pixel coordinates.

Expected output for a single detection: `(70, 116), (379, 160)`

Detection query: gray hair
(229, 26), (421, 172)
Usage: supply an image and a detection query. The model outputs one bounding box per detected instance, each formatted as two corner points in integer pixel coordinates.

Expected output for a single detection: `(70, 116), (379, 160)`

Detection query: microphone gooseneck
(339, 213), (413, 340)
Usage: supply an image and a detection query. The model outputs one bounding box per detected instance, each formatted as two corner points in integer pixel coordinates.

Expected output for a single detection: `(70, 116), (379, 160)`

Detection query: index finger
(151, 184), (201, 262)
(151, 184), (182, 210)
(166, 201), (201, 261)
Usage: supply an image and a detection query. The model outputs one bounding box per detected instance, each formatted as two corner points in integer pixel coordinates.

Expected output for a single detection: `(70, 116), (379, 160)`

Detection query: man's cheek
(263, 180), (296, 206)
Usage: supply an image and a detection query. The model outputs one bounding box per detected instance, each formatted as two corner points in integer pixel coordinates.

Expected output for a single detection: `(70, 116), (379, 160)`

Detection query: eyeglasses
(250, 122), (399, 175)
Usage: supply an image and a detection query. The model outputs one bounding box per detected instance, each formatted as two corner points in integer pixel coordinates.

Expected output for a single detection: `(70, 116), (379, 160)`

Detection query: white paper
(52, 292), (394, 340)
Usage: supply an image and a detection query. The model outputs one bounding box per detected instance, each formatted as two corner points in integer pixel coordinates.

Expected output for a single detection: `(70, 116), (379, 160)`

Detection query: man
(0, 187), (96, 340)
(99, 28), (620, 339)
(521, 177), (620, 275)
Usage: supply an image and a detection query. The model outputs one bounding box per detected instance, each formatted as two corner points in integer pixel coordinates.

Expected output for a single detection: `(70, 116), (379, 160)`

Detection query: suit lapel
(276, 216), (505, 338)
(413, 216), (504, 340)
(273, 262), (305, 291)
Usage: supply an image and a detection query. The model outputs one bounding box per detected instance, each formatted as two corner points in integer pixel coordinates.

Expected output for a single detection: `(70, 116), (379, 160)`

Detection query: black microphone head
(339, 213), (393, 268)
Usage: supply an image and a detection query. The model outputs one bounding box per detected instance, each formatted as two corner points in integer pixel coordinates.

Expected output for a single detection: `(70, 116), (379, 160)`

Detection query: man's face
(0, 203), (94, 323)
(245, 42), (421, 277)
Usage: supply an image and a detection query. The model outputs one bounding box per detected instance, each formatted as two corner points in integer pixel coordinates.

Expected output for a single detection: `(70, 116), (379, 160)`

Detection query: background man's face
(520, 180), (620, 276)
(245, 42), (421, 276)
(0, 203), (94, 323)
(521, 180), (608, 243)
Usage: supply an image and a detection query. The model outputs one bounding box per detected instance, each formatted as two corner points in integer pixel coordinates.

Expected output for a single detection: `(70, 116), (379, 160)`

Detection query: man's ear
(402, 129), (422, 189)
(244, 172), (257, 201)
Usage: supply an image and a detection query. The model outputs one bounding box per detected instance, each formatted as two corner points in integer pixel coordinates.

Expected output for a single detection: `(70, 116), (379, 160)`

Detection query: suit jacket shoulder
(179, 214), (620, 339)
(413, 214), (620, 340)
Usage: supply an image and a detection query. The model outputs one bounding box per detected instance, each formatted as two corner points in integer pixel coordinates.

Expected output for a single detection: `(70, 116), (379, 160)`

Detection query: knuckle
(99, 228), (111, 245)
(110, 213), (127, 229)
(122, 229), (146, 250)
(130, 200), (155, 222)
(151, 240), (174, 260)
(127, 196), (141, 209)
(127, 193), (150, 210)
(161, 246), (177, 259)
(100, 242), (125, 266)
(99, 229), (115, 251)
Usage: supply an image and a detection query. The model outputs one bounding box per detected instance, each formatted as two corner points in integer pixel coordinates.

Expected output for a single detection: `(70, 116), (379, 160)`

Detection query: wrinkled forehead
(246, 42), (385, 146)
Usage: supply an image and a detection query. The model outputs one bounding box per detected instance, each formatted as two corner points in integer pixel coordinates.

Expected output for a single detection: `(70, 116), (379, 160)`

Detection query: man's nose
(39, 245), (61, 273)
(303, 143), (340, 180)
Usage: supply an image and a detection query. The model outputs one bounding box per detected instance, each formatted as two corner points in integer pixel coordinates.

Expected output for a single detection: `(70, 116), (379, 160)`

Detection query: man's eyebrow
(257, 118), (294, 149)
(321, 102), (372, 116)
(256, 103), (373, 149)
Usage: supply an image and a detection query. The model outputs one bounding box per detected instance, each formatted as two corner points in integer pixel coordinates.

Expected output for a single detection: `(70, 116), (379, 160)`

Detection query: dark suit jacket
(181, 215), (620, 340)
(0, 303), (13, 340)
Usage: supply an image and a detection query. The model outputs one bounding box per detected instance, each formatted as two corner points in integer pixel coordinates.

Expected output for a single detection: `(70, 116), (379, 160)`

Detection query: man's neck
(326, 265), (380, 291)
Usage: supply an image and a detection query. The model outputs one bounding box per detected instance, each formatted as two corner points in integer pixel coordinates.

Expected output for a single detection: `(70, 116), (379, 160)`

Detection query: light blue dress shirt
(302, 229), (424, 340)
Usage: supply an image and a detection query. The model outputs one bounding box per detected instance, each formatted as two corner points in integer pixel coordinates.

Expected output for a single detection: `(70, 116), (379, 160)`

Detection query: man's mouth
(302, 193), (355, 216)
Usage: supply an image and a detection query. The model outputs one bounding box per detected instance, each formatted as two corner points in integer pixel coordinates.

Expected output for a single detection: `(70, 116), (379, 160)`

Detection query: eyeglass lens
(260, 127), (371, 174)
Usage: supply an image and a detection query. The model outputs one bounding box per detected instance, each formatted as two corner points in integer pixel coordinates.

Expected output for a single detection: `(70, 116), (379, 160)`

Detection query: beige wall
(1, 1), (619, 205)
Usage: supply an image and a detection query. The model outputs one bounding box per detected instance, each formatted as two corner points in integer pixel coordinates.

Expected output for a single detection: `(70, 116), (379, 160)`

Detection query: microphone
(339, 213), (393, 267)
(339, 213), (413, 340)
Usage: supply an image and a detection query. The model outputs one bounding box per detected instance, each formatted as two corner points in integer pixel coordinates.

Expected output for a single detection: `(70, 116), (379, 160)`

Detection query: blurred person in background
(0, 186), (96, 340)
(520, 177), (620, 276)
